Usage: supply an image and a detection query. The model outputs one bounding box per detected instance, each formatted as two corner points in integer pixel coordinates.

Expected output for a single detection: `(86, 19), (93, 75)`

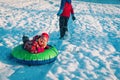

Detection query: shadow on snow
(77, 0), (120, 4)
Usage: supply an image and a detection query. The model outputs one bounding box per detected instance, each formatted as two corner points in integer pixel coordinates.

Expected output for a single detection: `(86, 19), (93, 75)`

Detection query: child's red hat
(41, 32), (49, 41)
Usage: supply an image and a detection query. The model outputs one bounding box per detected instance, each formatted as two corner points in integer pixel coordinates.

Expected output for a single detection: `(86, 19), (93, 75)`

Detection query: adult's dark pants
(59, 16), (69, 38)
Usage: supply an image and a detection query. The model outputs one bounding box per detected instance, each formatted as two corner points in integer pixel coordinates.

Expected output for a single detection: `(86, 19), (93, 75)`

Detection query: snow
(0, 0), (120, 80)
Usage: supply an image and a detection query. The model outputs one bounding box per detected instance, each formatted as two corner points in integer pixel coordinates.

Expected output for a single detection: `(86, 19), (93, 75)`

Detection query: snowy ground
(0, 0), (120, 80)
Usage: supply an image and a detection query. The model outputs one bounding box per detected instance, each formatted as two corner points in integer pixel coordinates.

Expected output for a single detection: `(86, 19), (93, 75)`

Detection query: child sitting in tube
(22, 32), (49, 53)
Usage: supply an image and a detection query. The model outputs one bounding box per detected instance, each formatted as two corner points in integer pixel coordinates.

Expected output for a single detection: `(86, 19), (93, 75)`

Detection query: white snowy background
(0, 0), (120, 80)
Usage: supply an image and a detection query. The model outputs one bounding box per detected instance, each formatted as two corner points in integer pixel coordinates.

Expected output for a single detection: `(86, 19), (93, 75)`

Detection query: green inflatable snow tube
(11, 45), (58, 65)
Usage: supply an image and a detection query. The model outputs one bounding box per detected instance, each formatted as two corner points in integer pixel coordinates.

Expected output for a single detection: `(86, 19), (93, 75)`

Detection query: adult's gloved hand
(57, 9), (63, 16)
(72, 14), (76, 21)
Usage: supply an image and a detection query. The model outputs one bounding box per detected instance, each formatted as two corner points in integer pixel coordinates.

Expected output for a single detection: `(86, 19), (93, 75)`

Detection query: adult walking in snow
(57, 0), (76, 39)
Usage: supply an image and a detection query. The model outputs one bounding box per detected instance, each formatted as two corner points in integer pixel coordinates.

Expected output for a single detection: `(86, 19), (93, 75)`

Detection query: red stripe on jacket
(61, 2), (74, 18)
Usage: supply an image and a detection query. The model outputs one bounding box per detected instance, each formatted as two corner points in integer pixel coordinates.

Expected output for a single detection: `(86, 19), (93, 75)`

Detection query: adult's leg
(59, 16), (69, 38)
(59, 16), (65, 38)
(64, 17), (69, 33)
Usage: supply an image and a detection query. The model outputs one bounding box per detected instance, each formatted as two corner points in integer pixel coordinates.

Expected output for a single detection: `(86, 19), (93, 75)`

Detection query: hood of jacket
(66, 0), (71, 3)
